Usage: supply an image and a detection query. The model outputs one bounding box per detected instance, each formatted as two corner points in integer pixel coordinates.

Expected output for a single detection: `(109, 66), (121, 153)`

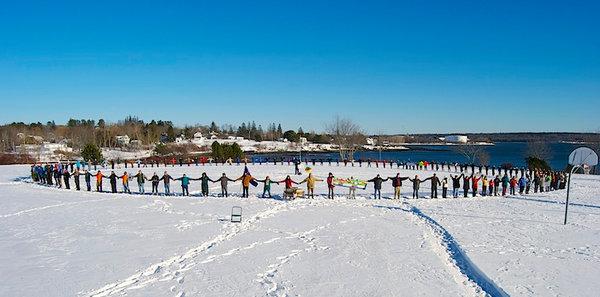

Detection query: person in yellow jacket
(300, 173), (323, 199)
(236, 172), (255, 198)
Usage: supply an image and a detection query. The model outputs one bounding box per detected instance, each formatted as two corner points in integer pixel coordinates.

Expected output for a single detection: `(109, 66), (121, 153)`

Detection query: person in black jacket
(462, 174), (472, 197)
(108, 171), (118, 193)
(84, 170), (92, 191)
(63, 169), (71, 190)
(428, 173), (441, 198)
(450, 174), (463, 198)
(161, 171), (174, 195)
(367, 174), (388, 199)
(409, 175), (430, 199)
(46, 166), (53, 185)
(73, 169), (81, 191)
(149, 172), (160, 195)
(388, 174), (409, 199)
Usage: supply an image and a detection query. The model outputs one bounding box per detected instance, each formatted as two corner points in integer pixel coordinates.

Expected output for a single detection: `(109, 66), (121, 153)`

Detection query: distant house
(175, 134), (187, 144)
(116, 135), (131, 146)
(299, 137), (308, 144)
(16, 133), (44, 144)
(17, 142), (73, 162)
(365, 138), (376, 145)
(130, 140), (142, 147)
(193, 132), (204, 140)
(159, 133), (169, 143)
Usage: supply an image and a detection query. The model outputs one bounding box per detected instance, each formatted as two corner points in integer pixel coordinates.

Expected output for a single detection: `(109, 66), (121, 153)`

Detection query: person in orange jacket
(93, 170), (106, 192)
(237, 172), (255, 198)
(119, 171), (131, 194)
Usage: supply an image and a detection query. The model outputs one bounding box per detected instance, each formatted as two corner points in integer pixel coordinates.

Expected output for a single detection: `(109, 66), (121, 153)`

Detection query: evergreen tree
(277, 124), (283, 138)
(81, 143), (103, 164)
(211, 141), (224, 160)
(210, 121), (219, 132)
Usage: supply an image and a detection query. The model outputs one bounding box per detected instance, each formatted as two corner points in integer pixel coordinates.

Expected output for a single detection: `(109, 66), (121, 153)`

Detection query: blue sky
(1, 0), (598, 134)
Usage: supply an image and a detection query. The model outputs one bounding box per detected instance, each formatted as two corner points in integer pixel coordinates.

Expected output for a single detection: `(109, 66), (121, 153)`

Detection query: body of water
(254, 142), (591, 170)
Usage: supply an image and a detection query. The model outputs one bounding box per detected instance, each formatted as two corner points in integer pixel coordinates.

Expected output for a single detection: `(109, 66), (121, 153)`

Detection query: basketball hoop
(564, 147), (599, 225)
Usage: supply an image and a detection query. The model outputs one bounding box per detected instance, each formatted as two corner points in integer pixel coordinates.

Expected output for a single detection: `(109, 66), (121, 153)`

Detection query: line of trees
(211, 141), (244, 161)
(0, 117), (335, 152)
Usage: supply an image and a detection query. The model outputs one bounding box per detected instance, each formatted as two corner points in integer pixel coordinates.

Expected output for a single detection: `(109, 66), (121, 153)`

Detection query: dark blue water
(255, 142), (587, 170)
(352, 142), (580, 170)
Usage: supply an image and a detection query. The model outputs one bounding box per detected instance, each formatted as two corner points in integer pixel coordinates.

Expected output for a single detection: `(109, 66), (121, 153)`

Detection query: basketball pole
(564, 165), (580, 225)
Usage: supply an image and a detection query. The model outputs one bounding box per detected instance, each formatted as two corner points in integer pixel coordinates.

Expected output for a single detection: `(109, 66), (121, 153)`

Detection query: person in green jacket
(131, 170), (146, 194)
(256, 176), (279, 198)
(199, 172), (214, 197)
(175, 174), (192, 196)
(501, 174), (510, 196)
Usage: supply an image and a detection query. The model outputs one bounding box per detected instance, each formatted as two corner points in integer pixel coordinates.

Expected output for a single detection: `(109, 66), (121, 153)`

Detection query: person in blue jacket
(518, 175), (528, 195)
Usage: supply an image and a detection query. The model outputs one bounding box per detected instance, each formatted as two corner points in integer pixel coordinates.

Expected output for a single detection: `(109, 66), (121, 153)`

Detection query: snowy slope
(1, 164), (599, 296)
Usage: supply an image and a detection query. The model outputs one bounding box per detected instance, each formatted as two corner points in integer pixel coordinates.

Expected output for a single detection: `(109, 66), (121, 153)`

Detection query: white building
(175, 134), (187, 144)
(193, 132), (204, 140)
(442, 135), (468, 144)
(116, 135), (131, 146)
(17, 142), (73, 162)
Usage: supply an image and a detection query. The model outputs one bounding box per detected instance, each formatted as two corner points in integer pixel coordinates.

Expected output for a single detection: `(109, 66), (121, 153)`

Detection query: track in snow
(374, 203), (509, 297)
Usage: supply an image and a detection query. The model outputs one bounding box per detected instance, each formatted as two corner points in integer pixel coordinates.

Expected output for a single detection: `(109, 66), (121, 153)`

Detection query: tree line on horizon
(0, 116), (333, 151)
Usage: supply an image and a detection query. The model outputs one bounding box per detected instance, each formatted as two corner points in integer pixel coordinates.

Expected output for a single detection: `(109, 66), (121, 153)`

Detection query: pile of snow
(1, 164), (599, 296)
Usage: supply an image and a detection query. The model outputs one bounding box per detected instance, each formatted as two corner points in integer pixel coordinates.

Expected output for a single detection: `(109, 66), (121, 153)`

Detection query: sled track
(376, 204), (509, 297)
(83, 201), (293, 297)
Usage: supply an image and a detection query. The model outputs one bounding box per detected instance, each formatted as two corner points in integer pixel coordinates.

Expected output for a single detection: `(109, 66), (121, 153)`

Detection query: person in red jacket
(471, 175), (481, 197)
(509, 176), (518, 195)
(326, 173), (335, 199)
(279, 175), (298, 190)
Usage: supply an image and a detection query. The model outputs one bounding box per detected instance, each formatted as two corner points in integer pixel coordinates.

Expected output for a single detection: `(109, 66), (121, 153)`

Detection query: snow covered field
(1, 164), (599, 297)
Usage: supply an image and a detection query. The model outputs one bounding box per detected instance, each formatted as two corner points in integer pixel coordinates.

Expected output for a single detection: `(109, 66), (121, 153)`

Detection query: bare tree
(477, 150), (490, 166)
(526, 141), (552, 161)
(326, 116), (364, 161)
(453, 144), (485, 164)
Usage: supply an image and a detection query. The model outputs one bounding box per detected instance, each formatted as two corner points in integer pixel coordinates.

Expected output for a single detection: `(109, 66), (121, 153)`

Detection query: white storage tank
(444, 135), (468, 143)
